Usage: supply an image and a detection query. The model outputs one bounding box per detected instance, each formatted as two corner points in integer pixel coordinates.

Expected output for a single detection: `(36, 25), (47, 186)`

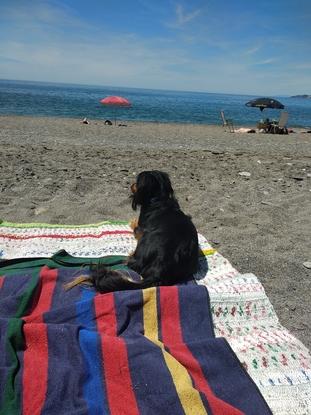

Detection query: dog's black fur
(91, 170), (199, 293)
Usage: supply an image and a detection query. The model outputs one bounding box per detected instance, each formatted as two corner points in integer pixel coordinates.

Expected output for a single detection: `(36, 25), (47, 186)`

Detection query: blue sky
(0, 0), (310, 95)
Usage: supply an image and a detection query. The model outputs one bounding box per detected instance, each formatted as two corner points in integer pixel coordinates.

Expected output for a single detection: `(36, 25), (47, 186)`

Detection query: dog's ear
(131, 172), (151, 210)
(131, 170), (176, 209)
(153, 171), (174, 199)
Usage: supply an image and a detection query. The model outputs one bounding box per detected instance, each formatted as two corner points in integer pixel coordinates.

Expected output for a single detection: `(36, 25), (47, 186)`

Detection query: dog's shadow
(193, 249), (209, 281)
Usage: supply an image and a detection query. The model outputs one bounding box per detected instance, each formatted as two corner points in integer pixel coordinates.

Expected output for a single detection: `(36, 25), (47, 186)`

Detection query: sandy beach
(0, 115), (310, 349)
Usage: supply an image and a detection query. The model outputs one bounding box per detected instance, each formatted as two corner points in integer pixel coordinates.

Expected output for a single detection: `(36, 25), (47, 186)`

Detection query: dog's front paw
(129, 217), (139, 230)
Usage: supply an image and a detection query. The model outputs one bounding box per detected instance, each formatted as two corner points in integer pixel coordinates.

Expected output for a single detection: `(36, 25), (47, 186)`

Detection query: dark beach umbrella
(245, 97), (285, 112)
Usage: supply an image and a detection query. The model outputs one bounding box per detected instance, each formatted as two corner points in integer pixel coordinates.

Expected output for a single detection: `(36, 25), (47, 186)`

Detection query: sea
(0, 79), (310, 128)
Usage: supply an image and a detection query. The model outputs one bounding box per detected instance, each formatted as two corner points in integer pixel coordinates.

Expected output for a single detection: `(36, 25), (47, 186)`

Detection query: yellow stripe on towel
(200, 248), (216, 256)
(142, 288), (208, 415)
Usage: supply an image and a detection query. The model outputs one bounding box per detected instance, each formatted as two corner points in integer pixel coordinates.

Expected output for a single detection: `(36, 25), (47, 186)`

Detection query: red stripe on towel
(0, 276), (4, 289)
(24, 267), (58, 323)
(22, 324), (49, 415)
(0, 229), (132, 241)
(22, 267), (58, 415)
(159, 286), (244, 415)
(95, 293), (118, 336)
(95, 294), (139, 415)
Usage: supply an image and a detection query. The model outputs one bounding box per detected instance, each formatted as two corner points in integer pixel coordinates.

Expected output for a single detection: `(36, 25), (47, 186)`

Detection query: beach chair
(270, 111), (289, 134)
(220, 111), (234, 132)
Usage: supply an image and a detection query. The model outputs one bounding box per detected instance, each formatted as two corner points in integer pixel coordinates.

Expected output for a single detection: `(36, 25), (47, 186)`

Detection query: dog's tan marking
(129, 217), (139, 230)
(131, 182), (137, 193)
(133, 227), (143, 241)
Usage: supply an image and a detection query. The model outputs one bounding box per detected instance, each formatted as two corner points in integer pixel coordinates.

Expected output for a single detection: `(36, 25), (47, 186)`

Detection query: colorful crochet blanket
(0, 220), (311, 414)
(0, 252), (271, 415)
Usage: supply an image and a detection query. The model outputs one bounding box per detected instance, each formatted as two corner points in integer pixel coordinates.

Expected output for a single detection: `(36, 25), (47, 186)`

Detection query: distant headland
(290, 94), (311, 99)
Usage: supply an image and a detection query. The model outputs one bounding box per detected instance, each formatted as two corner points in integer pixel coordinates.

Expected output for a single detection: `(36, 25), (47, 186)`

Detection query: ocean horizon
(0, 79), (310, 128)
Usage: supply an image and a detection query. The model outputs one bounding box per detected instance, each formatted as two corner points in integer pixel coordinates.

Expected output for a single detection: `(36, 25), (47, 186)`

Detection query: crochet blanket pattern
(0, 220), (310, 414)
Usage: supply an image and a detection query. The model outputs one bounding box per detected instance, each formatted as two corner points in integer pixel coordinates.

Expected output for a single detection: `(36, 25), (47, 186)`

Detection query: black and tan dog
(66, 170), (199, 293)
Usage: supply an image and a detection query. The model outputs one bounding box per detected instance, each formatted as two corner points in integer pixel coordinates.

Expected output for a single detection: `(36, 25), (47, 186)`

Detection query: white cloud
(0, 0), (86, 31)
(294, 63), (311, 70)
(176, 4), (201, 25)
(0, 32), (192, 89)
(0, 1), (310, 95)
(167, 4), (202, 28)
(244, 45), (261, 55)
(255, 58), (278, 65)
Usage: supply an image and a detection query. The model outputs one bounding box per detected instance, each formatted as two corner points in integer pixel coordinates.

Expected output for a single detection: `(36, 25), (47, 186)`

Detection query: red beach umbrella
(100, 96), (131, 125)
(100, 96), (131, 106)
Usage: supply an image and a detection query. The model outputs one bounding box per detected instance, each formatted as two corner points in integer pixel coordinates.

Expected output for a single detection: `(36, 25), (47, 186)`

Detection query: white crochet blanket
(0, 220), (310, 414)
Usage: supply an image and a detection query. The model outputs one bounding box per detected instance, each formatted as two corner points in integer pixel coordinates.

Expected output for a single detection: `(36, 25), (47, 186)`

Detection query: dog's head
(131, 170), (176, 210)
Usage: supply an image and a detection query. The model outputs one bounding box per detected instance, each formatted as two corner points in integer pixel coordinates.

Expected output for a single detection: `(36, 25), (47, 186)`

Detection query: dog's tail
(91, 265), (147, 293)
(65, 265), (148, 293)
(64, 275), (93, 291)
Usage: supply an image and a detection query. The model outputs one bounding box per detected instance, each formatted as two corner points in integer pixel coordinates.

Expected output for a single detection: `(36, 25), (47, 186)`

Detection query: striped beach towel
(1, 220), (311, 414)
(0, 251), (271, 415)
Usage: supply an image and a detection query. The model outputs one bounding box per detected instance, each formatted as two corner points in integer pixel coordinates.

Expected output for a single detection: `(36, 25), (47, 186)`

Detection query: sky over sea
(0, 0), (310, 95)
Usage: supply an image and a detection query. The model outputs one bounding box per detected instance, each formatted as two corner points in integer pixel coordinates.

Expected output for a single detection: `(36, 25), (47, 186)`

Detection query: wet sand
(1, 115), (310, 348)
